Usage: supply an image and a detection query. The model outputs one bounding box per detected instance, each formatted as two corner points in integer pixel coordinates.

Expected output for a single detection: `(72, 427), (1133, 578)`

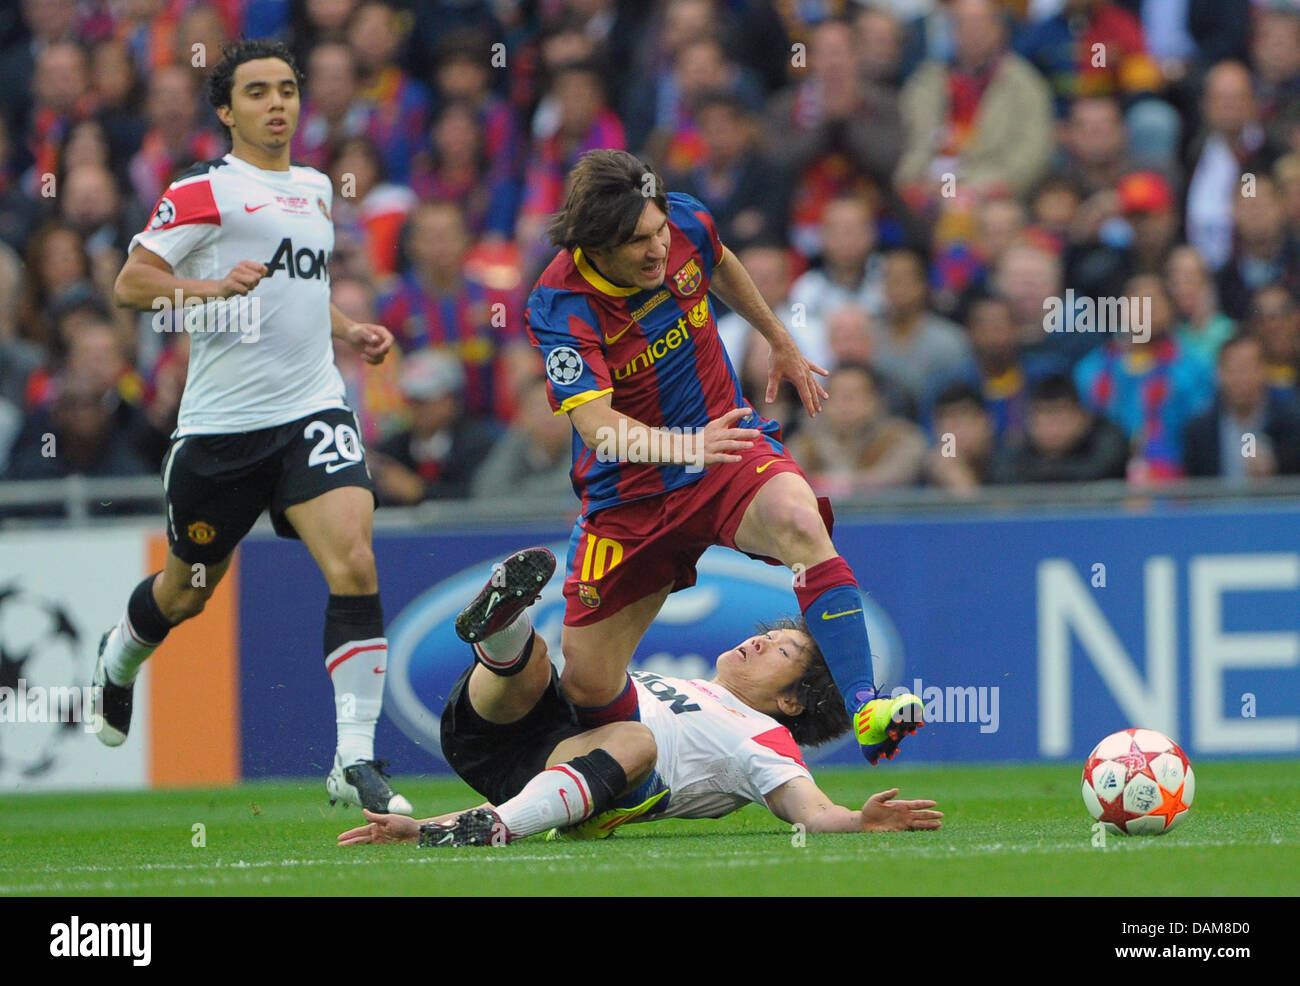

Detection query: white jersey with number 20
(130, 153), (346, 436)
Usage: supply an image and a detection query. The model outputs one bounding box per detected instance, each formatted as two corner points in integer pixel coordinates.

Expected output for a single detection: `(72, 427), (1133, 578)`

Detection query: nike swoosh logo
(324, 460), (359, 474)
(373, 666), (385, 675)
(604, 325), (631, 344)
(822, 608), (863, 621)
(755, 460), (776, 474)
(244, 202), (272, 213)
(483, 590), (502, 617)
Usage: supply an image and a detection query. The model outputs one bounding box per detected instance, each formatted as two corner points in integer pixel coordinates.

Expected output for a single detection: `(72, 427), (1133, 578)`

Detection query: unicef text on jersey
(149, 288), (262, 344)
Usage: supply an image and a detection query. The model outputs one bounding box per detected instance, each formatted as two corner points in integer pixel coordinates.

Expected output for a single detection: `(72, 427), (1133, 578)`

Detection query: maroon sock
(794, 556), (857, 611)
(575, 675), (641, 726)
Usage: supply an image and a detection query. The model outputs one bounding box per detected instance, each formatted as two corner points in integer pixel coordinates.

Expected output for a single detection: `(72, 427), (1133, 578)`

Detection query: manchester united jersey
(525, 192), (781, 515)
(130, 153), (347, 436)
(630, 670), (812, 820)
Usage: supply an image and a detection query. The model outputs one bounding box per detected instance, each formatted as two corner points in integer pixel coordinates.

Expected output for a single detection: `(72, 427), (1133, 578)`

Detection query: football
(1081, 728), (1195, 835)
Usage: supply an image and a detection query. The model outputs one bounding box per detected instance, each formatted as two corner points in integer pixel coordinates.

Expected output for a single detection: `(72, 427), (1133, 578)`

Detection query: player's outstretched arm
(708, 246), (828, 417)
(765, 776), (942, 833)
(113, 245), (267, 310)
(337, 803), (493, 845)
(568, 394), (760, 468)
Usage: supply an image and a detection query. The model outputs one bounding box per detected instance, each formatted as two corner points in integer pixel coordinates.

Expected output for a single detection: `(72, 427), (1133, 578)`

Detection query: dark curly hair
(547, 148), (669, 252)
(206, 39), (304, 128)
(761, 617), (853, 748)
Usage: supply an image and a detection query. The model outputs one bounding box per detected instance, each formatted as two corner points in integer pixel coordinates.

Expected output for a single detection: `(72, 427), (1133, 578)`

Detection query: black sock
(127, 574), (174, 644)
(324, 593), (384, 655)
(569, 749), (629, 816)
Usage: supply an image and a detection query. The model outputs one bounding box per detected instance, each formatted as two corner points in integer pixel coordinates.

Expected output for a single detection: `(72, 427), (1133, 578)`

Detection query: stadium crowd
(3, 0), (1300, 515)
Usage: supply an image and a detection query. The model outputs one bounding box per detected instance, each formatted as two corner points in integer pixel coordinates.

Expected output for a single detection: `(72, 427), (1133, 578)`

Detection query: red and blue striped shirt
(526, 193), (781, 515)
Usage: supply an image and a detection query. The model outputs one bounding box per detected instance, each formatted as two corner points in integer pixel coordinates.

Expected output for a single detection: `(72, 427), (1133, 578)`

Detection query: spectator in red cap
(1118, 170), (1179, 273)
(1062, 168), (1176, 302)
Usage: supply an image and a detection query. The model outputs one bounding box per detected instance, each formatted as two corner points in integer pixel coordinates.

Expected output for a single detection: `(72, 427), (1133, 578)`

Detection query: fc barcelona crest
(673, 258), (702, 295)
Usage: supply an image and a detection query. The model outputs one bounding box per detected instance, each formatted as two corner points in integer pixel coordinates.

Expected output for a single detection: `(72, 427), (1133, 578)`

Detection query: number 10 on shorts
(580, 536), (624, 582)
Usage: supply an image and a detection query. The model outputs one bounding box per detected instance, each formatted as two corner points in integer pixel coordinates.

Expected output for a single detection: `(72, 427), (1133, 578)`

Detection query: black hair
(206, 39), (304, 125)
(760, 617), (852, 748)
(1248, 281), (1296, 319)
(1029, 373), (1081, 404)
(830, 359), (885, 395)
(547, 148), (670, 252)
(883, 244), (931, 273)
(434, 27), (494, 70)
(1216, 331), (1263, 364)
(932, 381), (985, 414)
(693, 87), (755, 119)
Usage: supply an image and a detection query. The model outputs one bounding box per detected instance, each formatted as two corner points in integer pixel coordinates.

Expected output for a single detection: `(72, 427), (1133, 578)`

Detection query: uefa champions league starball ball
(1081, 728), (1195, 835)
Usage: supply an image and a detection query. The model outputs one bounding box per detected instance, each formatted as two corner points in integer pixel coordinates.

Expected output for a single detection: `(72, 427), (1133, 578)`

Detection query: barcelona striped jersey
(525, 192), (781, 515)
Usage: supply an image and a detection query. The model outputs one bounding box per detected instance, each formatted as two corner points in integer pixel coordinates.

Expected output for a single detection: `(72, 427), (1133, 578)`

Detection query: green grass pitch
(3, 761), (1297, 896)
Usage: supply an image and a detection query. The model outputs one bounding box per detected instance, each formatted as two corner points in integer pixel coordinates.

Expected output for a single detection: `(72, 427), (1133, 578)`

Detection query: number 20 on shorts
(580, 536), (624, 582)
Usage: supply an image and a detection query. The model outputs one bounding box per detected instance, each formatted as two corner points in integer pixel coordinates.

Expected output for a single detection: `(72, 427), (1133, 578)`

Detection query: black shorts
(161, 406), (375, 565)
(441, 664), (585, 806)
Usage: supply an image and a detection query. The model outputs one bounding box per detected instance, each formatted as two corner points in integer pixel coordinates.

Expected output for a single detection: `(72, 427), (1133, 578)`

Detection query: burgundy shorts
(561, 435), (833, 626)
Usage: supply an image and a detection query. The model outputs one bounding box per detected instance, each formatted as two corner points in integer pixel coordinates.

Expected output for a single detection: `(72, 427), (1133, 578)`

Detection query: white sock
(472, 611), (533, 673)
(495, 764), (595, 839)
(326, 636), (387, 765)
(104, 619), (159, 686)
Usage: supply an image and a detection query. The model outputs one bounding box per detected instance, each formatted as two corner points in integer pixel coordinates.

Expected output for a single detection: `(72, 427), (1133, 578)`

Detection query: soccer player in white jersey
(337, 548), (942, 847)
(90, 40), (411, 814)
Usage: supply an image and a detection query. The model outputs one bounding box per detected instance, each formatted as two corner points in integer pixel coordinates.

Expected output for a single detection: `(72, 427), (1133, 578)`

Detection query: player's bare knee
(776, 503), (830, 559)
(559, 665), (618, 710)
(322, 542), (377, 593)
(611, 722), (657, 785)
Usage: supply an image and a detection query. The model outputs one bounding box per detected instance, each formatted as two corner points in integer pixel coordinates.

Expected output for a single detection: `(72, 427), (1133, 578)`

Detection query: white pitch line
(4, 835), (1290, 894)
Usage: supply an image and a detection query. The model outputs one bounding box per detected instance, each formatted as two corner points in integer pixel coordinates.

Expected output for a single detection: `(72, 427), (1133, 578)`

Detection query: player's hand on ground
(766, 340), (829, 418)
(861, 788), (943, 832)
(344, 321), (394, 364)
(215, 260), (268, 298)
(694, 407), (761, 465)
(337, 809), (421, 845)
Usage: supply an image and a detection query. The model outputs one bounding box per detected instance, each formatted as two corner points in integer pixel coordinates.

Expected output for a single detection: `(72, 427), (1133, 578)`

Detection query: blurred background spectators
(3, 0), (1300, 516)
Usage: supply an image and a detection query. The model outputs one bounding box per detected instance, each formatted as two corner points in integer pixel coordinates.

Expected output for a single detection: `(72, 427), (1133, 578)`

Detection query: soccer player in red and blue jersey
(501, 149), (922, 773)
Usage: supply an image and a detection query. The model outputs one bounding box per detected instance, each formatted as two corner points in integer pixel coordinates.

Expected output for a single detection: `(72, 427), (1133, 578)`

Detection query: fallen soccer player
(338, 548), (941, 847)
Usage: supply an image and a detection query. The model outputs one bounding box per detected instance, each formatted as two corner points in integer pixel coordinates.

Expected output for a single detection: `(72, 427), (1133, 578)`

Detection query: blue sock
(614, 768), (671, 813)
(796, 558), (877, 713)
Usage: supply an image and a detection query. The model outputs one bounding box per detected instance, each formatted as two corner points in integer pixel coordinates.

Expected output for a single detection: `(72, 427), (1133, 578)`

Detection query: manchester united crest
(187, 521), (216, 544)
(672, 258), (702, 295)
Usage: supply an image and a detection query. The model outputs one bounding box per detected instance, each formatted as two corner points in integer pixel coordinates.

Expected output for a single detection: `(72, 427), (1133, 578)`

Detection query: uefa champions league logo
(545, 347), (584, 386)
(0, 586), (93, 781)
(384, 545), (906, 765)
